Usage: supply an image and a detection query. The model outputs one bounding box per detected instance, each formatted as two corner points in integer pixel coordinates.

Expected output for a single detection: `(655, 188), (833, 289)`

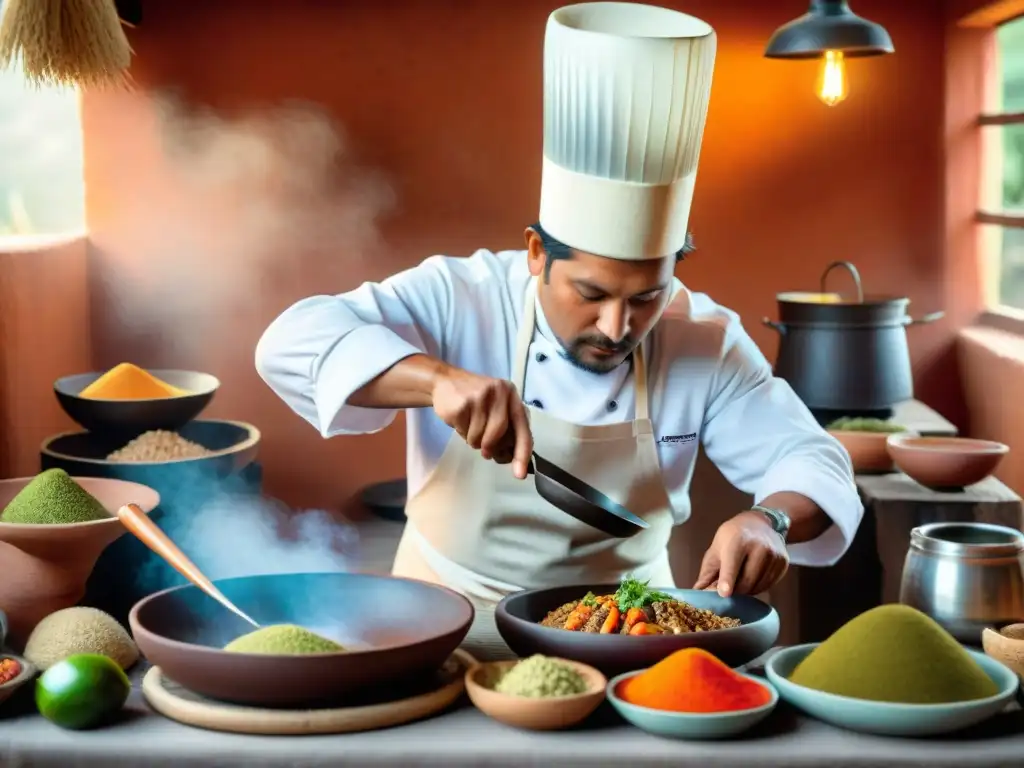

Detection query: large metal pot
(762, 261), (943, 413)
(899, 522), (1024, 644)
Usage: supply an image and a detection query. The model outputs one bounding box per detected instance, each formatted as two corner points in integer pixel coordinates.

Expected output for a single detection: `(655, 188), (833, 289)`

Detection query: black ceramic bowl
(495, 584), (780, 676)
(54, 369), (219, 437)
(130, 572), (474, 707)
(41, 419), (259, 477)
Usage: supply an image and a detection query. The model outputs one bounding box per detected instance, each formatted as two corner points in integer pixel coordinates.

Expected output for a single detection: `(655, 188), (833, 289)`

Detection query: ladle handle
(117, 503), (259, 628)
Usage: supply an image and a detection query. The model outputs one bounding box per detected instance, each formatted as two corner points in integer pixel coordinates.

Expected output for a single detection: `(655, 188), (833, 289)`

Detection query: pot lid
(776, 261), (908, 306)
(777, 291), (909, 306)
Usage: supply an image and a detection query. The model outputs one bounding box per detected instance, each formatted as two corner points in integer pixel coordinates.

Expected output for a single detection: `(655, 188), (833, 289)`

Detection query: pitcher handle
(820, 261), (864, 304)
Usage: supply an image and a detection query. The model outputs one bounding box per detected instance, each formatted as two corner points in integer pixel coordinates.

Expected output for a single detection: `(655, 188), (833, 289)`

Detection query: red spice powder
(619, 647), (772, 713)
(0, 657), (22, 685)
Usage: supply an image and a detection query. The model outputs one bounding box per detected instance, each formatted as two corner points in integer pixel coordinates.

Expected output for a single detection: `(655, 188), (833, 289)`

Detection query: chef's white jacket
(256, 248), (863, 567)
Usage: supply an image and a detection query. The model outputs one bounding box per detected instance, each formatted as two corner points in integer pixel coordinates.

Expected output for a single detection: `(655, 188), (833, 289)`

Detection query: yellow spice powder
(79, 363), (188, 400)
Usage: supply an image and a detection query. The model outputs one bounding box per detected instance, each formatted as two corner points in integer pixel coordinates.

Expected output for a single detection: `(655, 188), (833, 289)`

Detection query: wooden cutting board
(142, 649), (474, 735)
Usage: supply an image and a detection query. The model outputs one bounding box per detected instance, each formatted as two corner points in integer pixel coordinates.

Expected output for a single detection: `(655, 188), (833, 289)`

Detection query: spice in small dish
(106, 430), (214, 462)
(0, 469), (109, 525)
(618, 648), (772, 713)
(0, 657), (22, 685)
(789, 604), (999, 704)
(223, 625), (345, 655)
(79, 363), (188, 400)
(494, 654), (588, 698)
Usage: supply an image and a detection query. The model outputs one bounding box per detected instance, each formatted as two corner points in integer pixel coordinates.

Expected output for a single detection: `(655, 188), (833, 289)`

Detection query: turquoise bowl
(765, 643), (1018, 737)
(606, 669), (779, 740)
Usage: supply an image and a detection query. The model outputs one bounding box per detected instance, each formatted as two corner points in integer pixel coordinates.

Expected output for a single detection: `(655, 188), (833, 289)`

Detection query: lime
(35, 653), (130, 730)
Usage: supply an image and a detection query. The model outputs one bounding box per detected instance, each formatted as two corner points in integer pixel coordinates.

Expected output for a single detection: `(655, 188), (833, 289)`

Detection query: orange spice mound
(619, 648), (772, 713)
(79, 363), (187, 400)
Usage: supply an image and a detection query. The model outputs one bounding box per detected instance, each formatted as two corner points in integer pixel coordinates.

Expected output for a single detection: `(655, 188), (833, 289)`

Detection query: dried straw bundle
(0, 0), (132, 88)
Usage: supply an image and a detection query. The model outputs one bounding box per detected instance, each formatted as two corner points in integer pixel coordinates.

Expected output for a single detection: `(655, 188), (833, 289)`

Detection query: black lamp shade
(764, 0), (894, 60)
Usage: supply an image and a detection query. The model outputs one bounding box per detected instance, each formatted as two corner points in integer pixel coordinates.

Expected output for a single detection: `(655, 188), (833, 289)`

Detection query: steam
(129, 485), (364, 642)
(104, 91), (396, 355)
(169, 494), (360, 581)
(99, 95), (390, 617)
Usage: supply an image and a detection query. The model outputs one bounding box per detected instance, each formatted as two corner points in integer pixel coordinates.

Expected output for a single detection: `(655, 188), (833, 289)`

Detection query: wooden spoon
(117, 502), (260, 629)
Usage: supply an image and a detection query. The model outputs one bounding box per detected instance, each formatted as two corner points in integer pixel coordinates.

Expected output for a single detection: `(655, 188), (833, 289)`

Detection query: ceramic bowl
(495, 585), (779, 677)
(765, 643), (1018, 737)
(829, 429), (908, 474)
(0, 653), (37, 707)
(981, 624), (1024, 681)
(887, 434), (1009, 490)
(464, 658), (606, 730)
(54, 369), (219, 437)
(41, 419), (260, 477)
(606, 669), (778, 739)
(0, 476), (160, 649)
(130, 572), (474, 707)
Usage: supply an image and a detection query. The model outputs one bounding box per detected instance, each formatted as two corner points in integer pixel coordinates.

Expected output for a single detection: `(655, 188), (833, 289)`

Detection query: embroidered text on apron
(392, 278), (679, 660)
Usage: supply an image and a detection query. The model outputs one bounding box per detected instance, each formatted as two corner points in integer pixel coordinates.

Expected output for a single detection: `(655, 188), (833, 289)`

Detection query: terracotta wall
(0, 237), (92, 478)
(64, 0), (951, 511)
(0, 2), (952, 513)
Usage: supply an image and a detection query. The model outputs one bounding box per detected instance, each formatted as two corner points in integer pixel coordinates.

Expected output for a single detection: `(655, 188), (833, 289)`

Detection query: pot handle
(762, 317), (786, 334)
(820, 261), (865, 304)
(907, 310), (945, 326)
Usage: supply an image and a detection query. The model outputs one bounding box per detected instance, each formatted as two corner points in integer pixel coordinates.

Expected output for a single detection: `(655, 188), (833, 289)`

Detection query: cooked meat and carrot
(539, 577), (741, 635)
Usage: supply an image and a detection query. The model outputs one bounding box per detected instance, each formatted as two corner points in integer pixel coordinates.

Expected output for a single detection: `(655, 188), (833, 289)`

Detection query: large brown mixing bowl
(129, 572), (474, 707)
(0, 476), (160, 648)
(495, 584), (779, 676)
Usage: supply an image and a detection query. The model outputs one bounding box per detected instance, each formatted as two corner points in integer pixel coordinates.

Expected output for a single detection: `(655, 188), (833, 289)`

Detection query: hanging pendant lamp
(764, 1), (894, 106)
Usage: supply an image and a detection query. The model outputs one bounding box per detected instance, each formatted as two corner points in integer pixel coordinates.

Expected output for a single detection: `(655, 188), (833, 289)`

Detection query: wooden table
(2, 650), (1023, 767)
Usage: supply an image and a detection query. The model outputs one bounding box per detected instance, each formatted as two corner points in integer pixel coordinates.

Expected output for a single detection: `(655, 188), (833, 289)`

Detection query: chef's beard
(558, 334), (635, 374)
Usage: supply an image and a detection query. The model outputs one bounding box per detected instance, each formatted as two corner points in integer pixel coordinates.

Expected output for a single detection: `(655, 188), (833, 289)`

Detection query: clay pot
(0, 476), (159, 649)
(981, 624), (1024, 682)
(887, 434), (1009, 490)
(829, 430), (912, 474)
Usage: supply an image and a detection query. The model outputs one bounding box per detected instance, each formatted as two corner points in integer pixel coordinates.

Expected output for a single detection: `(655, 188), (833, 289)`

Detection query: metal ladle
(117, 503), (260, 629)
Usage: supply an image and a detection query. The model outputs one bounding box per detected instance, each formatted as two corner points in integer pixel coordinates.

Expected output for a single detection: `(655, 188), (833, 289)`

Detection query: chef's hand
(431, 366), (534, 479)
(693, 511), (789, 598)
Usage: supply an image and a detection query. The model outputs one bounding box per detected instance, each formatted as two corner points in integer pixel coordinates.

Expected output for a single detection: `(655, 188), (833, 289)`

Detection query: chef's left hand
(693, 511), (789, 598)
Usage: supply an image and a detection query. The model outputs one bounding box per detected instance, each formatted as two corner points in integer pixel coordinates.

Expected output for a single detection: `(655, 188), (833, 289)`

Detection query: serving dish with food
(496, 577), (779, 675)
(826, 416), (910, 474)
(129, 572), (475, 707)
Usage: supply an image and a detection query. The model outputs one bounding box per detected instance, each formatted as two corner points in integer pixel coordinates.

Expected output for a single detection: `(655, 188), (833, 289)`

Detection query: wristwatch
(751, 504), (791, 542)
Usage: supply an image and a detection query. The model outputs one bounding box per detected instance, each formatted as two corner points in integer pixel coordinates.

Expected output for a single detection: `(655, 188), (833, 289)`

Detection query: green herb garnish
(614, 576), (674, 613)
(580, 592), (599, 608)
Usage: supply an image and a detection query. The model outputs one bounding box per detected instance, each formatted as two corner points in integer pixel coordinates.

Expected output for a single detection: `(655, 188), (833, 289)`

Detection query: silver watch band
(751, 504), (790, 542)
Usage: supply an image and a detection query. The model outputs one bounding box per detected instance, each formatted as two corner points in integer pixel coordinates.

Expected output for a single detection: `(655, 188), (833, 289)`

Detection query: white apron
(392, 278), (678, 660)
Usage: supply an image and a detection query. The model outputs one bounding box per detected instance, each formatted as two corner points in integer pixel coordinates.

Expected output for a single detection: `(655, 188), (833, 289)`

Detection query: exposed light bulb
(816, 50), (849, 107)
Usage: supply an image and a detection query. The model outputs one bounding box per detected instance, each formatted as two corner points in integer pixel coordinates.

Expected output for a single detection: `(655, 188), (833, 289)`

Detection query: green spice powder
(790, 604), (999, 704)
(0, 469), (109, 525)
(494, 654), (587, 698)
(223, 625), (345, 655)
(826, 417), (907, 434)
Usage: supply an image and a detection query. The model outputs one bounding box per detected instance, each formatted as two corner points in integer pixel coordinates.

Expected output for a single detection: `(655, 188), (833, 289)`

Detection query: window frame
(976, 12), (1024, 331)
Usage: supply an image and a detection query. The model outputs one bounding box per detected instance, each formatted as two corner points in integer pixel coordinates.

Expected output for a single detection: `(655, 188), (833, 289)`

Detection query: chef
(256, 2), (862, 659)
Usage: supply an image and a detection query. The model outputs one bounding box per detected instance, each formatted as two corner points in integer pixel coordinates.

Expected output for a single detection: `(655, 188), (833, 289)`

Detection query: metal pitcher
(899, 522), (1024, 644)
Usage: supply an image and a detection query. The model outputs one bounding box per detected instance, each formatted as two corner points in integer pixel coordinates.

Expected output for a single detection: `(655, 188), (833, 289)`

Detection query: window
(980, 16), (1024, 311)
(0, 62), (85, 238)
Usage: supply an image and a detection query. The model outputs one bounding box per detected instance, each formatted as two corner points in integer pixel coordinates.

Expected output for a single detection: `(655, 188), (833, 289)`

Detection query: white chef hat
(539, 2), (717, 261)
